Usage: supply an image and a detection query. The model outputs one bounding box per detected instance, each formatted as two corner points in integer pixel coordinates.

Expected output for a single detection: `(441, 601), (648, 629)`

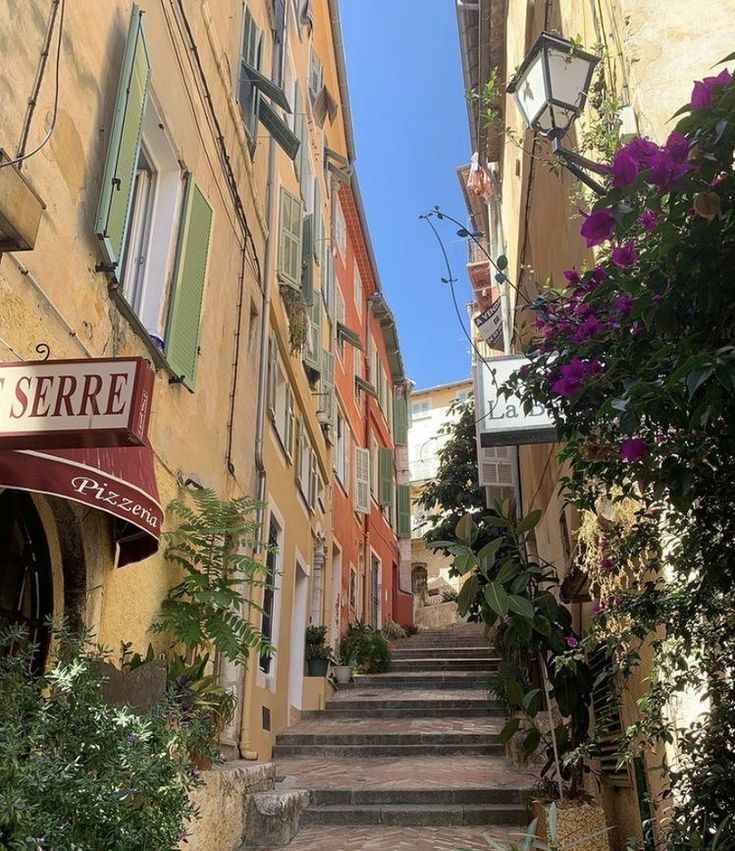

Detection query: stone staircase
(260, 623), (533, 848)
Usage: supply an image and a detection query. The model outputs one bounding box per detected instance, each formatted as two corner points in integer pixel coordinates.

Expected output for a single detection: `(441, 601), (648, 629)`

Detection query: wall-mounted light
(507, 32), (607, 195)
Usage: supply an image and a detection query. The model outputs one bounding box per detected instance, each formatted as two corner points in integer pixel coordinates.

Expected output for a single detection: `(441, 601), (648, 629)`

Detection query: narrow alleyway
(263, 623), (534, 850)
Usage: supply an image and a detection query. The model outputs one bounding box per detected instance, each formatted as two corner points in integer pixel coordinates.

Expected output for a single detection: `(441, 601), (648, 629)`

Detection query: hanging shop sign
(474, 354), (556, 446)
(474, 300), (503, 349)
(0, 357), (155, 449)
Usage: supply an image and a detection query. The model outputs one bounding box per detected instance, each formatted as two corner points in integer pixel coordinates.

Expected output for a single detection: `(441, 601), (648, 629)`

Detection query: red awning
(0, 444), (162, 567)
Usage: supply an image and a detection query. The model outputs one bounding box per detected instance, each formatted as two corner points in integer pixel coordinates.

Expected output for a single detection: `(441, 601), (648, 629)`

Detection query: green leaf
(715, 50), (735, 65)
(532, 614), (552, 637)
(508, 594), (535, 619)
(495, 558), (520, 585)
(484, 581), (510, 617)
(516, 509), (542, 534)
(523, 727), (541, 756)
(453, 552), (479, 575)
(478, 538), (503, 561)
(499, 716), (520, 743)
(455, 514), (478, 545)
(522, 687), (541, 712)
(687, 366), (713, 399)
(457, 575), (479, 617)
(506, 678), (525, 706)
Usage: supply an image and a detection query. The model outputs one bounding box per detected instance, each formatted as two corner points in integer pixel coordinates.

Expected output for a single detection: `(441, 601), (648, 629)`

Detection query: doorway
(370, 553), (381, 629)
(288, 561), (309, 710)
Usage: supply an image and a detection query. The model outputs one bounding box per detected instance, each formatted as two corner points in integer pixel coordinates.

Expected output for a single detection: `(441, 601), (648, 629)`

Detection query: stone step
(310, 788), (525, 806)
(276, 731), (500, 747)
(339, 673), (492, 689)
(390, 657), (500, 672)
(306, 705), (498, 719)
(272, 741), (504, 757)
(391, 646), (494, 659)
(302, 802), (525, 827)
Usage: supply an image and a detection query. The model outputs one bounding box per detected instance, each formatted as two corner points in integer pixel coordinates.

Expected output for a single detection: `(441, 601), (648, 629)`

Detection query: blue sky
(340, 0), (473, 391)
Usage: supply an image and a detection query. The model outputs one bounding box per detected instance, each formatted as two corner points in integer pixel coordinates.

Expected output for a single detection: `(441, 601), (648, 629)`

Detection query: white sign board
(474, 355), (556, 447)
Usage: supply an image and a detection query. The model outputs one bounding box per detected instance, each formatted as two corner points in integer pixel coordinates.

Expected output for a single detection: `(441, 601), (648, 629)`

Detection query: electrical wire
(1, 0), (66, 170)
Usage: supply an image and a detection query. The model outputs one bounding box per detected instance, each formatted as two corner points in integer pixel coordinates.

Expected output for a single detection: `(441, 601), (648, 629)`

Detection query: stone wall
(184, 761), (275, 851)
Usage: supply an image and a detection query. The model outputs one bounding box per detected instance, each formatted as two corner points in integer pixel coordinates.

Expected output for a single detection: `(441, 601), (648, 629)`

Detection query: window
(378, 446), (394, 508)
(278, 188), (303, 288)
(267, 339), (295, 458)
(295, 421), (317, 511)
(336, 288), (346, 357)
(411, 399), (432, 418)
(238, 7), (263, 145)
(354, 263), (363, 318)
(335, 411), (349, 488)
(412, 564), (428, 595)
(349, 567), (357, 610)
(354, 347), (362, 381)
(369, 433), (378, 500)
(308, 46), (324, 101)
(260, 515), (281, 673)
(397, 484), (411, 538)
(357, 552), (365, 618)
(334, 196), (346, 258)
(355, 446), (370, 514)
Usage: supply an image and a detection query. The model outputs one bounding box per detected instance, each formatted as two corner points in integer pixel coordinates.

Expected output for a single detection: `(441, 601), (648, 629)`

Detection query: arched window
(0, 490), (53, 671)
(411, 564), (428, 595)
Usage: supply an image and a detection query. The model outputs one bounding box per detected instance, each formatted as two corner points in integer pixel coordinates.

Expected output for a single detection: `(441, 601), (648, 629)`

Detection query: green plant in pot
(305, 625), (334, 677)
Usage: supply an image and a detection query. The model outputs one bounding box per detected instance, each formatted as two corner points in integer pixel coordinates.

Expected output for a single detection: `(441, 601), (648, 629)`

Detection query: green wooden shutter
(165, 177), (213, 389)
(397, 484), (411, 538)
(304, 297), (322, 373)
(95, 4), (150, 272)
(301, 214), (314, 305)
(293, 86), (304, 180)
(378, 447), (394, 508)
(393, 394), (408, 445)
(278, 188), (303, 288)
(267, 334), (277, 416)
(313, 180), (321, 262)
(320, 349), (335, 428)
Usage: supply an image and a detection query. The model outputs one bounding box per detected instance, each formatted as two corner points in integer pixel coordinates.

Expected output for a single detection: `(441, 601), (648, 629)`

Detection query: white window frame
(355, 445), (370, 514)
(353, 262), (363, 319)
(335, 410), (349, 489)
(334, 196), (346, 258)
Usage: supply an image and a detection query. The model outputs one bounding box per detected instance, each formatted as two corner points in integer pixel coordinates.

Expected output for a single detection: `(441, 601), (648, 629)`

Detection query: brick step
(311, 788), (525, 806)
(302, 802), (525, 827)
(390, 657), (500, 672)
(391, 646), (494, 659)
(272, 742), (504, 757)
(276, 731), (500, 747)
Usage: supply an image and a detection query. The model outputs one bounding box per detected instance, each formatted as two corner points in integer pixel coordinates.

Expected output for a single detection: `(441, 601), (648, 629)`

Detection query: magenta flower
(639, 209), (659, 231)
(580, 207), (616, 247)
(591, 600), (607, 616)
(600, 557), (614, 570)
(626, 137), (659, 167)
(589, 265), (608, 284)
(610, 147), (639, 187)
(572, 315), (603, 343)
(691, 68), (732, 109)
(564, 268), (581, 284)
(650, 130), (692, 190)
(612, 242), (639, 268)
(620, 437), (650, 462)
(613, 293), (633, 313)
(565, 636), (579, 649)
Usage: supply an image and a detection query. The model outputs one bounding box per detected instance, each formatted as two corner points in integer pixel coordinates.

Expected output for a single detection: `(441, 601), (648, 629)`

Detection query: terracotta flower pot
(532, 800), (611, 851)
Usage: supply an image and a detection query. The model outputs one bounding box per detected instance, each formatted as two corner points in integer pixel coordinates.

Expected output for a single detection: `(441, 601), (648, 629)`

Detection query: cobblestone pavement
(280, 716), (501, 736)
(275, 754), (535, 791)
(257, 824), (517, 850)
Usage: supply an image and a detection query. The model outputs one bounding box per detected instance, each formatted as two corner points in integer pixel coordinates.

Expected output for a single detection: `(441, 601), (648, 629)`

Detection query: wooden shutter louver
(378, 447), (394, 508)
(355, 447), (370, 514)
(303, 297), (322, 374)
(319, 349), (335, 428)
(165, 178), (213, 389)
(278, 188), (303, 289)
(397, 484), (411, 538)
(301, 214), (314, 305)
(393, 394), (409, 445)
(95, 4), (150, 273)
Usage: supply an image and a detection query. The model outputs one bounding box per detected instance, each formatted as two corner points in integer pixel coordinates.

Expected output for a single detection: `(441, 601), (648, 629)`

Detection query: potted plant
(332, 643), (357, 684)
(305, 625), (334, 677)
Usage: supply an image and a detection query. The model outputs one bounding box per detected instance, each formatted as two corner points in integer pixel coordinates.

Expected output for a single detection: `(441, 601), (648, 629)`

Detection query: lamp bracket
(550, 136), (607, 196)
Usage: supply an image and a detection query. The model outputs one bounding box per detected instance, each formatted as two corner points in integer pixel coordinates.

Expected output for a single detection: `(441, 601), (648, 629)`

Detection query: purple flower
(589, 266), (608, 284)
(639, 209), (658, 231)
(691, 68), (732, 109)
(612, 595), (622, 607)
(574, 302), (594, 318)
(626, 137), (659, 167)
(572, 315), (603, 342)
(565, 636), (579, 649)
(600, 557), (614, 570)
(580, 207), (616, 247)
(611, 242), (639, 268)
(564, 268), (581, 284)
(649, 130), (692, 191)
(591, 600), (607, 616)
(610, 147), (640, 187)
(613, 293), (633, 313)
(552, 376), (580, 398)
(620, 437), (650, 462)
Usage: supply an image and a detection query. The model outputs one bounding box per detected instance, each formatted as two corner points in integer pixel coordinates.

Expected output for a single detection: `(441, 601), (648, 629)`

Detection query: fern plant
(153, 487), (272, 666)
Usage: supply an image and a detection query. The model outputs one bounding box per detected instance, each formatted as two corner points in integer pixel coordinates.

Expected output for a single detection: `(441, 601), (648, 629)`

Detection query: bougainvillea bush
(505, 61), (735, 845)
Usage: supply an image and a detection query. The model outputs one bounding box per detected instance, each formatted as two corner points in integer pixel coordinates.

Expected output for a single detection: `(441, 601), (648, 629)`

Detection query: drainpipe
(241, 21), (285, 762)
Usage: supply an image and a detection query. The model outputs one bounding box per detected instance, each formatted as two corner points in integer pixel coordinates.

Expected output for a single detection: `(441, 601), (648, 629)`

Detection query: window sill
(108, 288), (188, 389)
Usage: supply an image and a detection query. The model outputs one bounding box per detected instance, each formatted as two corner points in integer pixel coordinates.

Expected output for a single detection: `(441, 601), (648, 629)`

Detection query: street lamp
(507, 32), (607, 194)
